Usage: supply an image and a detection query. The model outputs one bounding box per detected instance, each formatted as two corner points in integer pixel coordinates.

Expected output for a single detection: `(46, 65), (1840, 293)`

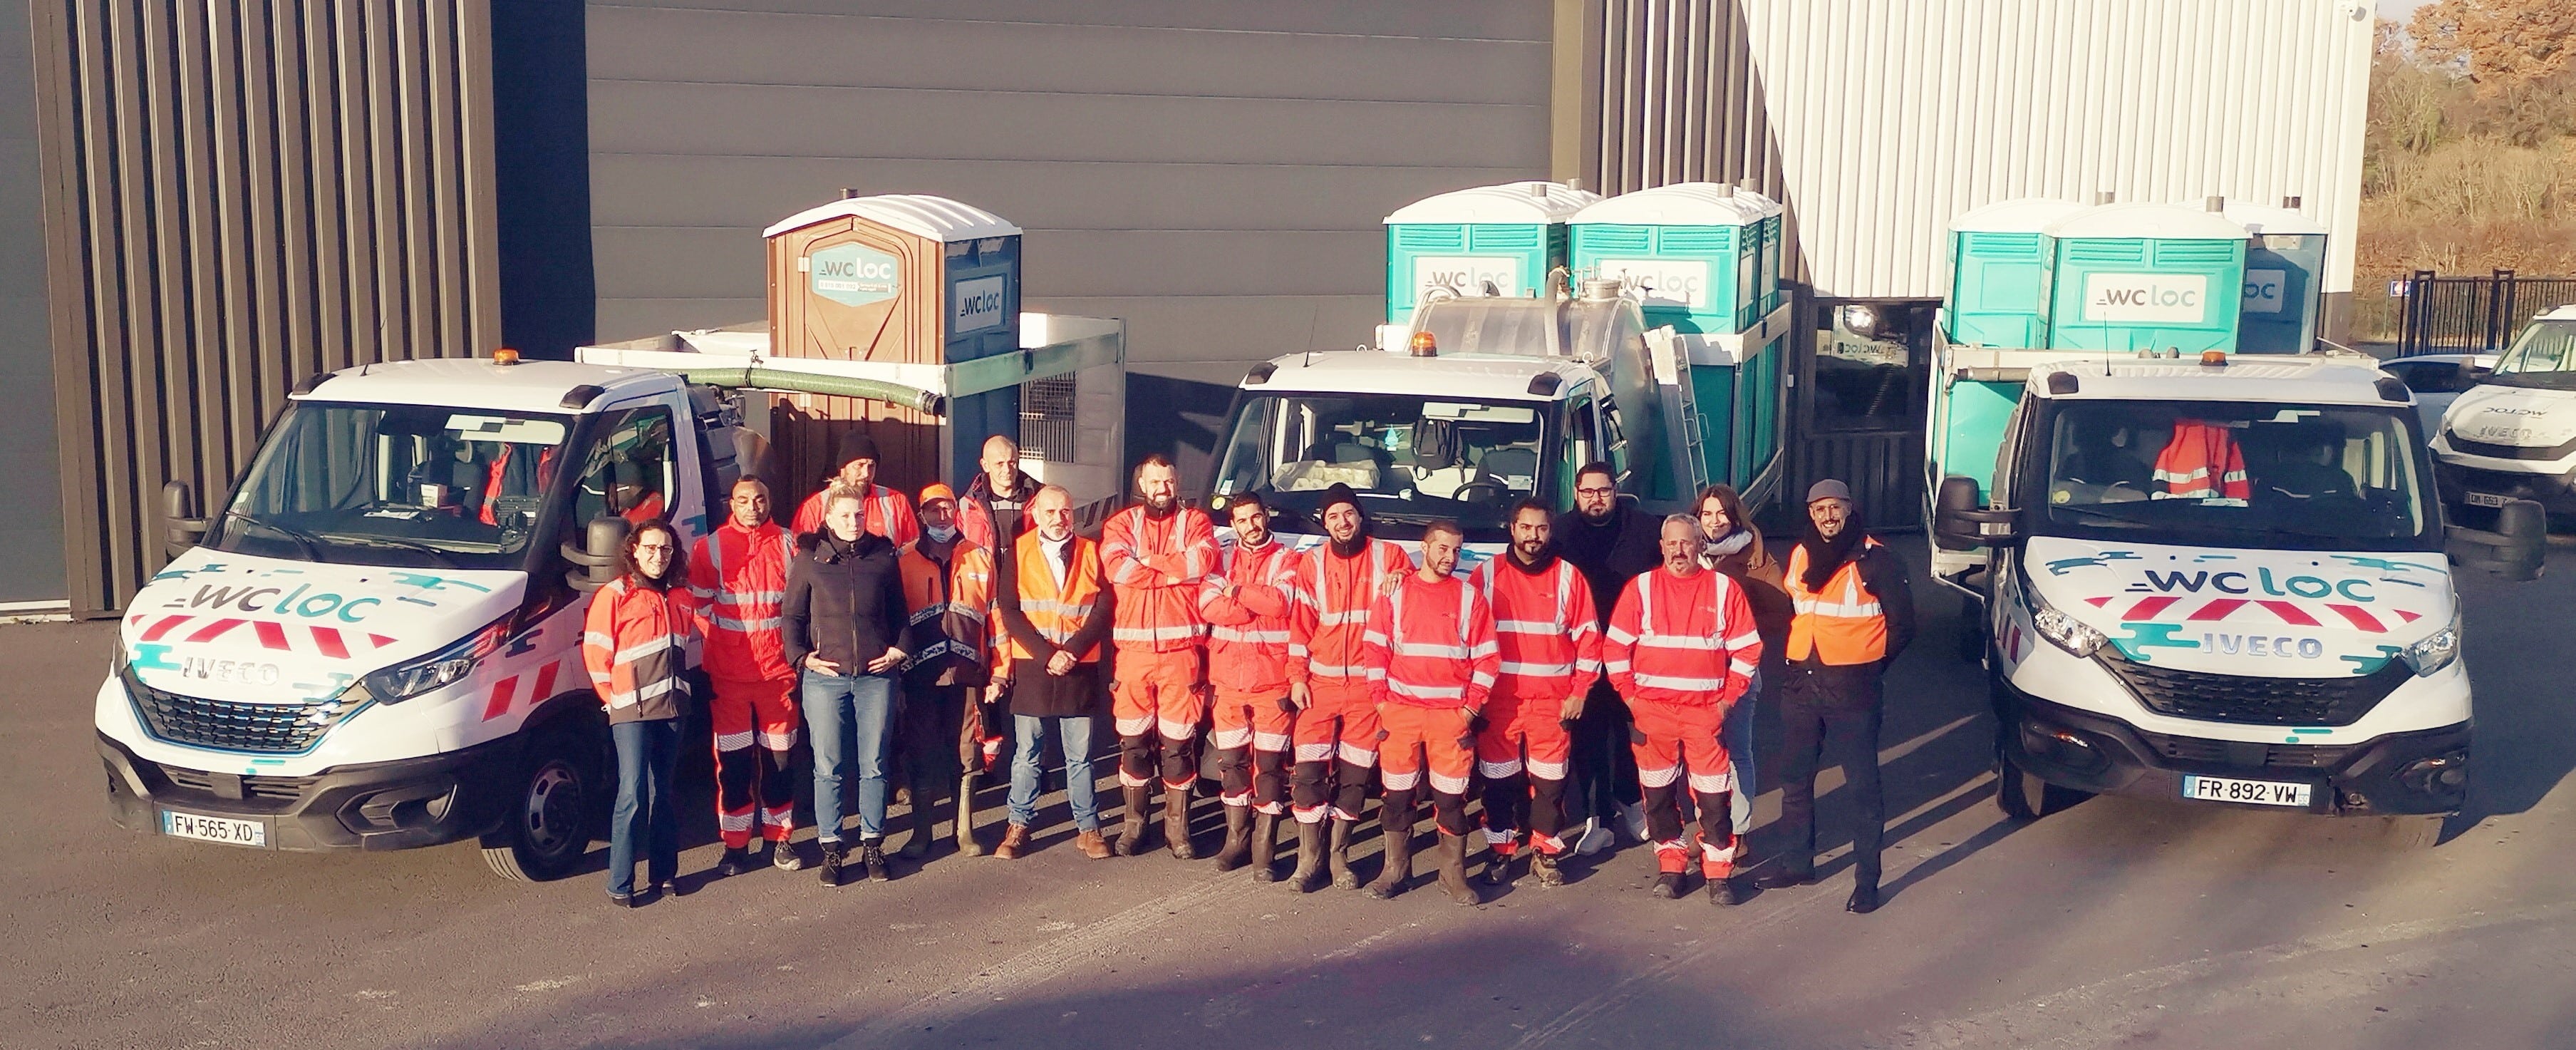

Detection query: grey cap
(1805, 478), (1854, 504)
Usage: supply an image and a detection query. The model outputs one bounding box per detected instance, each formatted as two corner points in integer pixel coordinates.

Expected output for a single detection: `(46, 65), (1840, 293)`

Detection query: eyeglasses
(1576, 486), (1616, 497)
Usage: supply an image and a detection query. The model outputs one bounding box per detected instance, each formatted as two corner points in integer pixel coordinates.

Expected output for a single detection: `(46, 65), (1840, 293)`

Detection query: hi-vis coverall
(1100, 503), (1218, 790)
(688, 520), (798, 850)
(1605, 566), (1762, 880)
(1467, 554), (1600, 857)
(1284, 539), (1410, 823)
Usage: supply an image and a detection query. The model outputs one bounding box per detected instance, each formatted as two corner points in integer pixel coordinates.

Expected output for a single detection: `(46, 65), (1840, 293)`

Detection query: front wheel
(482, 726), (599, 881)
(1994, 751), (2085, 822)
(2383, 814), (2445, 851)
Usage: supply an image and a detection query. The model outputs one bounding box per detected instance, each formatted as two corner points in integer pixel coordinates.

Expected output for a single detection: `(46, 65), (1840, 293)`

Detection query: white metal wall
(1580, 0), (2376, 299)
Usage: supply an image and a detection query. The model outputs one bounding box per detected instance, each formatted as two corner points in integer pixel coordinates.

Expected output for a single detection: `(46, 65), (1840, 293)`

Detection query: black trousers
(899, 681), (968, 801)
(1774, 663), (1886, 882)
(1569, 679), (1641, 823)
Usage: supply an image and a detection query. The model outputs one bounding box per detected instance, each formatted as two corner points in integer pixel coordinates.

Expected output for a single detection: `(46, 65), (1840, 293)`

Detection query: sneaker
(1618, 801), (1648, 843)
(608, 891), (637, 909)
(1573, 818), (1614, 857)
(771, 843), (807, 871)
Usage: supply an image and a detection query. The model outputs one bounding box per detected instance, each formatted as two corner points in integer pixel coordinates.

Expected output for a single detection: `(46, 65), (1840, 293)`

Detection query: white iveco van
(2431, 305), (2576, 521)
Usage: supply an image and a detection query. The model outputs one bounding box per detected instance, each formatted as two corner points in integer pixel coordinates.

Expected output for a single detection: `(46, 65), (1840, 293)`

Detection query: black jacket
(782, 531), (910, 676)
(1552, 504), (1662, 628)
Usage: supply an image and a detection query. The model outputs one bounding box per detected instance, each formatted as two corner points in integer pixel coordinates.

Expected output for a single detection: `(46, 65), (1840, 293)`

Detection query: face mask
(926, 524), (959, 542)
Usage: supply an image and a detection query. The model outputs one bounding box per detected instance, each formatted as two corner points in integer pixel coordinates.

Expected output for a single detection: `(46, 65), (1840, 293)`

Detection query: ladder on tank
(1648, 326), (1712, 493)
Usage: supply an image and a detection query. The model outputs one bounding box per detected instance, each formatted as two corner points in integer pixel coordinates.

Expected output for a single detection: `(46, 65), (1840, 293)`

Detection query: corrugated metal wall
(29, 0), (503, 613)
(1572, 0), (2374, 301)
(583, 1), (1555, 388)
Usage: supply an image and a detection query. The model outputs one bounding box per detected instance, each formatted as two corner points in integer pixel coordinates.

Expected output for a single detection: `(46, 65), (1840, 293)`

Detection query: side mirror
(2446, 498), (2546, 582)
(162, 480), (210, 558)
(1931, 474), (2019, 551)
(562, 516), (632, 593)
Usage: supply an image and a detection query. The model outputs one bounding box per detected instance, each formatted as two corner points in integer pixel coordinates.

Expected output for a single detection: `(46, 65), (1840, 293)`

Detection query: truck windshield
(2484, 319), (2576, 390)
(206, 401), (579, 570)
(2029, 400), (2436, 552)
(1211, 391), (1553, 542)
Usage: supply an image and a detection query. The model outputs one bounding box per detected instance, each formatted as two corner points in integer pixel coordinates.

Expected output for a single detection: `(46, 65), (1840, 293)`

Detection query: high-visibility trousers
(1209, 685), (1294, 813)
(1289, 678), (1379, 822)
(1112, 646), (1205, 789)
(710, 674), (799, 848)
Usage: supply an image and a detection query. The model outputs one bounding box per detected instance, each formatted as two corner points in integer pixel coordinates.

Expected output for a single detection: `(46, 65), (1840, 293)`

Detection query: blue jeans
(804, 670), (896, 843)
(1727, 670), (1762, 835)
(1008, 714), (1100, 832)
(609, 717), (683, 897)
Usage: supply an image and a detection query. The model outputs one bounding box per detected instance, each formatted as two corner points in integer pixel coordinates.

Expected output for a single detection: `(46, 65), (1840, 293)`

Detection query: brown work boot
(1365, 804), (1416, 900)
(1211, 804), (1253, 872)
(1164, 786), (1197, 860)
(1248, 811), (1281, 882)
(1328, 818), (1361, 890)
(1434, 833), (1481, 906)
(994, 823), (1031, 860)
(1075, 828), (1112, 860)
(1288, 819), (1328, 892)
(1114, 786), (1151, 856)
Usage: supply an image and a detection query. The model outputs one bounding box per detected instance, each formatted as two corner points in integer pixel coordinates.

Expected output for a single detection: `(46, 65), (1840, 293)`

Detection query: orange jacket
(687, 520), (795, 681)
(1468, 554), (1603, 703)
(1285, 539), (1411, 686)
(2151, 420), (2250, 505)
(1605, 567), (1762, 706)
(581, 575), (700, 724)
(1362, 572), (1499, 711)
(790, 483), (921, 547)
(1198, 537), (1298, 695)
(1784, 537), (1892, 666)
(1005, 532), (1107, 664)
(897, 537), (995, 679)
(1100, 504), (1217, 652)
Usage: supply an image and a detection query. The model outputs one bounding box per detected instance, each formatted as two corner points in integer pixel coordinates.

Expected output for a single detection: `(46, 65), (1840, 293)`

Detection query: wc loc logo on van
(808, 242), (901, 309)
(2081, 272), (2209, 324)
(175, 582), (381, 622)
(1412, 256), (1522, 300)
(2140, 568), (2373, 602)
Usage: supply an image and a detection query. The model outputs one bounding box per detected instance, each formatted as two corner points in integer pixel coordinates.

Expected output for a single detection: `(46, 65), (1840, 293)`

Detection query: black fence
(2396, 269), (2576, 357)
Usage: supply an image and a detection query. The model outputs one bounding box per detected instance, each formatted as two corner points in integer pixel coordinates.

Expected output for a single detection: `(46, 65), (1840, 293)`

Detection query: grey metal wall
(29, 0), (503, 614)
(583, 1), (1556, 388)
(0, 0), (66, 607)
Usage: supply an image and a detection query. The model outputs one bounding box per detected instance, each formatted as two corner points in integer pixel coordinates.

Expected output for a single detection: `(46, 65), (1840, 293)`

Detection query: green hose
(673, 366), (946, 416)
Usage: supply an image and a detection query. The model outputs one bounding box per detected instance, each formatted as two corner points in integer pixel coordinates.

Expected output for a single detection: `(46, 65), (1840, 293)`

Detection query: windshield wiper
(329, 532), (461, 568)
(221, 510), (327, 560)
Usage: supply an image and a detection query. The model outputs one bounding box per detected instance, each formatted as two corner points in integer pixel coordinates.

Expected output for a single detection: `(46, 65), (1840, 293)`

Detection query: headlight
(2400, 617), (2461, 676)
(2030, 605), (2107, 659)
(109, 637), (129, 676)
(353, 615), (513, 704)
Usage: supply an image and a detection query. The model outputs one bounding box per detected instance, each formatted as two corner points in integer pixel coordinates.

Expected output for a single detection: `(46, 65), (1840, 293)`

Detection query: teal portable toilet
(2041, 201), (2249, 354)
(1383, 180), (1598, 324)
(1568, 182), (1781, 334)
(2213, 197), (2329, 354)
(1944, 197), (2084, 348)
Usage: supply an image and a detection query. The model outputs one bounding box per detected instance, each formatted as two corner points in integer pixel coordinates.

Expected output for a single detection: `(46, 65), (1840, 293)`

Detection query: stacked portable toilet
(761, 192), (1023, 494)
(1943, 197), (2086, 348)
(2039, 200), (2250, 354)
(1382, 180), (1598, 324)
(2211, 197), (2330, 354)
(1568, 182), (1789, 504)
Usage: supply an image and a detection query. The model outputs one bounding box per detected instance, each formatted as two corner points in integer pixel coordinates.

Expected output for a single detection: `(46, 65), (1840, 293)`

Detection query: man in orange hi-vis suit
(1100, 454), (1219, 859)
(1197, 493), (1300, 880)
(686, 478), (805, 875)
(1467, 498), (1600, 889)
(1283, 483), (1410, 893)
(1604, 515), (1763, 907)
(1361, 519), (1497, 907)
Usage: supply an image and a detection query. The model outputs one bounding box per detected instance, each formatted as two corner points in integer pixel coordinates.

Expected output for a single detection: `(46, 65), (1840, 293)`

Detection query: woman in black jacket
(782, 484), (909, 886)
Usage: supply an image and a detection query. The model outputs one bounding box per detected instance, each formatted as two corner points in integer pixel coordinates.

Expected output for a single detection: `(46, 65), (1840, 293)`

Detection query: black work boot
(1164, 786), (1198, 860)
(1211, 805), (1253, 872)
(1248, 812), (1282, 882)
(1328, 819), (1361, 890)
(1114, 786), (1151, 857)
(1847, 869), (1882, 915)
(817, 842), (847, 887)
(1434, 833), (1480, 906)
(1288, 819), (1328, 892)
(1709, 868), (1742, 906)
(897, 798), (933, 860)
(861, 839), (891, 882)
(1365, 811), (1415, 900)
(1754, 855), (1816, 890)
(1479, 840), (1516, 887)
(715, 847), (753, 877)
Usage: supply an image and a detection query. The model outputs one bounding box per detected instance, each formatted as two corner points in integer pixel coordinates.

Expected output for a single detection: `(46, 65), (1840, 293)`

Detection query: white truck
(1206, 278), (1779, 566)
(1928, 349), (2544, 843)
(97, 316), (1124, 880)
(2429, 304), (2576, 522)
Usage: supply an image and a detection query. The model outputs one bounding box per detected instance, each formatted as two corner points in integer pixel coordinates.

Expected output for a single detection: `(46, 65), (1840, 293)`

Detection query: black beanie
(1317, 483), (1362, 517)
(837, 430), (881, 467)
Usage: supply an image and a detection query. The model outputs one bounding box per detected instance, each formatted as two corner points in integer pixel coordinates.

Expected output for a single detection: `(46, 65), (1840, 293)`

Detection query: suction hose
(673, 366), (946, 416)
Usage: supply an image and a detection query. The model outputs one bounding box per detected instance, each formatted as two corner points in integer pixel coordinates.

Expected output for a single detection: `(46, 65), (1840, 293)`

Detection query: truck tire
(2384, 814), (2445, 851)
(482, 725), (599, 881)
(1994, 752), (2084, 822)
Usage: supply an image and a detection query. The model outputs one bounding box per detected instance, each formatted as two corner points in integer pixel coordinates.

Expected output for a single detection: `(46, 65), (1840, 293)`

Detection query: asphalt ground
(9, 537), (2575, 1049)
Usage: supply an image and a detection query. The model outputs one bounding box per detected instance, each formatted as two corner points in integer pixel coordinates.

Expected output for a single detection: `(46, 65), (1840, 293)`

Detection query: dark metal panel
(0, 0), (68, 604)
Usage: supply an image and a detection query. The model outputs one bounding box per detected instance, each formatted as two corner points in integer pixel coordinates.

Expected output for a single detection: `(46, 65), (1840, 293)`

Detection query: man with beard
(1755, 480), (1914, 915)
(1550, 462), (1660, 853)
(1197, 493), (1300, 878)
(1360, 519), (1496, 906)
(790, 431), (919, 547)
(1282, 483), (1410, 892)
(1100, 455), (1219, 858)
(1465, 499), (1600, 887)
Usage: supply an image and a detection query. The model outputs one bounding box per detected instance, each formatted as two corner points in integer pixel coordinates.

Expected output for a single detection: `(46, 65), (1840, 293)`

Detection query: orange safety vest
(581, 575), (700, 719)
(1101, 503), (1218, 652)
(687, 520), (796, 681)
(1784, 537), (1889, 666)
(1008, 532), (1106, 664)
(898, 538), (994, 672)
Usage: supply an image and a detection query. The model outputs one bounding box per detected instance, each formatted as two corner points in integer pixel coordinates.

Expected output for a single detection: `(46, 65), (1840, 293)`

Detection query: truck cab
(2431, 304), (2576, 520)
(97, 357), (729, 880)
(1931, 353), (2543, 841)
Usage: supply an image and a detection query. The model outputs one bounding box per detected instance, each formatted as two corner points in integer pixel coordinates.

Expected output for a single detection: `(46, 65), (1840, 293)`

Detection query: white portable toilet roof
(2202, 200), (2330, 237)
(1569, 182), (1782, 227)
(2044, 202), (2247, 241)
(763, 193), (1022, 242)
(1948, 197), (2086, 235)
(1384, 180), (1600, 225)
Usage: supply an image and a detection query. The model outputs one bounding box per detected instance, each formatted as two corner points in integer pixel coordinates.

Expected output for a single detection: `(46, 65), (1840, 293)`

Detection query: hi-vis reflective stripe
(1114, 624), (1203, 644)
(1633, 671), (1726, 691)
(614, 636), (675, 664)
(1212, 626), (1289, 644)
(1310, 660), (1367, 679)
(609, 676), (678, 709)
(713, 614), (782, 632)
(1640, 634), (1723, 651)
(1315, 609), (1368, 627)
(1500, 659), (1575, 676)
(1493, 619), (1561, 635)
(1385, 681), (1468, 700)
(1020, 598), (1097, 619)
(713, 590), (784, 607)
(1791, 572), (1882, 617)
(1392, 639), (1469, 659)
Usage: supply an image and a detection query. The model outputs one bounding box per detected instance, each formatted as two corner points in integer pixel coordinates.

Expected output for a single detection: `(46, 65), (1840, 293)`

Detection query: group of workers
(581, 433), (1913, 915)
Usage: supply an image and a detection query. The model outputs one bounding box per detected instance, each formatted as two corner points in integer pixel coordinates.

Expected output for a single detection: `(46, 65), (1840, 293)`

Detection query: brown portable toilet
(762, 192), (1023, 503)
